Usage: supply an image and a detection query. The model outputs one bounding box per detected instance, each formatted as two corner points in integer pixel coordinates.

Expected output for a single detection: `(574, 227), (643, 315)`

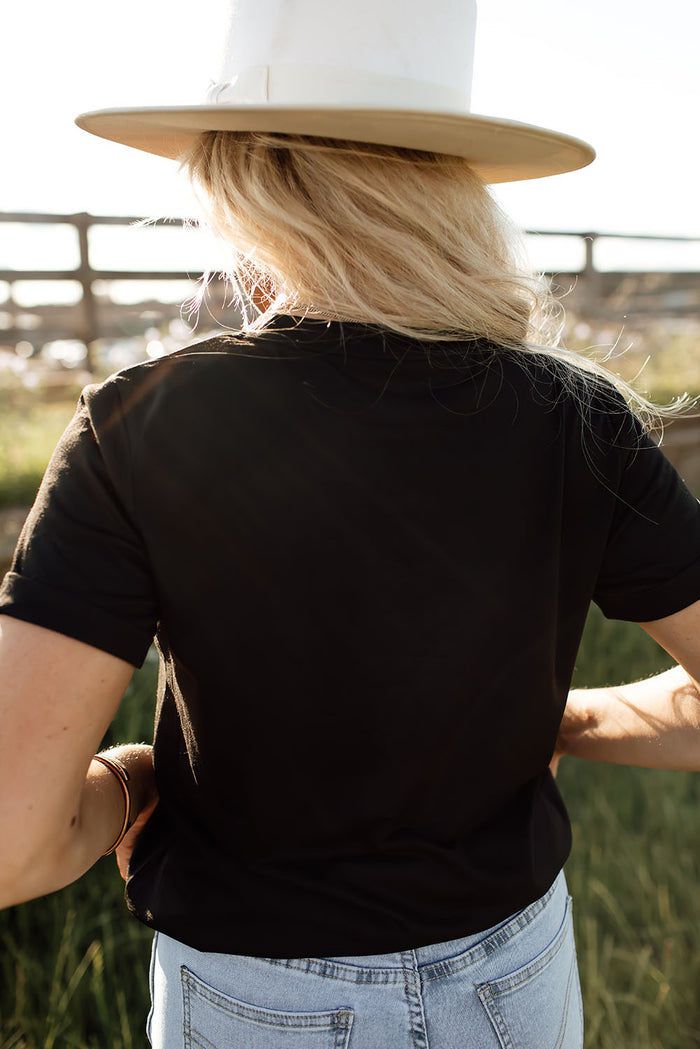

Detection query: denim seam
(421, 879), (562, 984)
(259, 880), (562, 987)
(553, 954), (577, 1049)
(263, 956), (406, 984)
(180, 965), (353, 1031)
(476, 936), (576, 1049)
(181, 967), (192, 1047)
(401, 950), (430, 1049)
(146, 932), (158, 1044)
(476, 899), (571, 996)
(334, 1011), (355, 1049)
(574, 949), (585, 1033)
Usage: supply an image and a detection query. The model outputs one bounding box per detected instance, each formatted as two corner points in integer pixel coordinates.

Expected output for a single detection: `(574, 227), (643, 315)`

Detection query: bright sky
(1, 0), (699, 274)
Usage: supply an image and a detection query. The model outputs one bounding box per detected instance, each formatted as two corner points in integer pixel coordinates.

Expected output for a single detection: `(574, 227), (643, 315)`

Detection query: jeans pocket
(476, 896), (583, 1049)
(181, 966), (354, 1049)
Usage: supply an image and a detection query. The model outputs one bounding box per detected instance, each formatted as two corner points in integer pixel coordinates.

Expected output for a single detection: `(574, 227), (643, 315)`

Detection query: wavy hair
(183, 131), (686, 428)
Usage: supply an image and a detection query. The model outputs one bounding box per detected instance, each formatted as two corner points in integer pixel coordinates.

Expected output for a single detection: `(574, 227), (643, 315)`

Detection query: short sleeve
(593, 407), (700, 622)
(0, 382), (158, 666)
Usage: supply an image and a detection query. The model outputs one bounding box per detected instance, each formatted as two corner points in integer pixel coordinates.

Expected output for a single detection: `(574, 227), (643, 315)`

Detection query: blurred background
(1, 1), (700, 1046)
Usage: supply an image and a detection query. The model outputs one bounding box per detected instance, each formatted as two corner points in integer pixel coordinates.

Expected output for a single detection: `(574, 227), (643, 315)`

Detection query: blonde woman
(2, 2), (700, 1046)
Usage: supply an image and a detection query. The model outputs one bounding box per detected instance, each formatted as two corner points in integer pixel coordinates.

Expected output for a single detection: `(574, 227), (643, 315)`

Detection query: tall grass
(560, 609), (700, 1048)
(0, 397), (78, 510)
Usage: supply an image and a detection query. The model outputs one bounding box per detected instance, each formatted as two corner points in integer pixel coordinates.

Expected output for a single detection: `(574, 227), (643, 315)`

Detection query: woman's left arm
(553, 599), (700, 773)
(0, 614), (155, 909)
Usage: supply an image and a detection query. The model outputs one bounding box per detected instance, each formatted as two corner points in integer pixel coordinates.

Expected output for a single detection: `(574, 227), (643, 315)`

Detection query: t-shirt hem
(596, 555), (700, 623)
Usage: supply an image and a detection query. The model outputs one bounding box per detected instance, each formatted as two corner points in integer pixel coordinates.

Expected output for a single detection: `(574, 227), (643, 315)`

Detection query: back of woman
(3, 2), (700, 1047)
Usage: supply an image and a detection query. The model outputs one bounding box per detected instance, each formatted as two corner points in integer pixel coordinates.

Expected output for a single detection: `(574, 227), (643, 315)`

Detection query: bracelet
(93, 753), (132, 856)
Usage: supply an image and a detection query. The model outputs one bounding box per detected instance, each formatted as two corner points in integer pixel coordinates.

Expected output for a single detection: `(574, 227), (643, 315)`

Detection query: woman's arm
(554, 598), (700, 772)
(0, 614), (156, 909)
(553, 665), (700, 772)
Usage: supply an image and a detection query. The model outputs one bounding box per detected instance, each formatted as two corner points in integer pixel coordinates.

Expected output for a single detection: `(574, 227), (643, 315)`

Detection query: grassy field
(565, 614), (700, 1048)
(2, 356), (700, 1047)
(0, 396), (79, 511)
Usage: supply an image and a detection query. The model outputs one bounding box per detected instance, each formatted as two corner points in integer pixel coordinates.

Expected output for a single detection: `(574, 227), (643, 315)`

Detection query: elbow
(0, 855), (42, 910)
(0, 826), (85, 910)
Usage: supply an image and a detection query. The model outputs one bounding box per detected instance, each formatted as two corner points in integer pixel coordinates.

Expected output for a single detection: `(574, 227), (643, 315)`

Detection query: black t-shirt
(3, 317), (700, 956)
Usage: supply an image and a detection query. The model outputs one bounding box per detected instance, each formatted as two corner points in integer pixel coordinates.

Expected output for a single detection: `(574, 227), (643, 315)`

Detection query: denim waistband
(262, 870), (566, 985)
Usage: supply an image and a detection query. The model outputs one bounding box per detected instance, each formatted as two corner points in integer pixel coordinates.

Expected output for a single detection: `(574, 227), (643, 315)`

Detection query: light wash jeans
(147, 870), (582, 1049)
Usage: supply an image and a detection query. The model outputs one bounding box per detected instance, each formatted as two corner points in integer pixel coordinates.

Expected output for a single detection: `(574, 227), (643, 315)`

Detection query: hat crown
(75, 0), (595, 183)
(212, 0), (477, 110)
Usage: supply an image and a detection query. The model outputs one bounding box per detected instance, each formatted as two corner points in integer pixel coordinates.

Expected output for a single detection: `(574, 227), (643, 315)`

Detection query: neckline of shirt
(257, 314), (496, 362)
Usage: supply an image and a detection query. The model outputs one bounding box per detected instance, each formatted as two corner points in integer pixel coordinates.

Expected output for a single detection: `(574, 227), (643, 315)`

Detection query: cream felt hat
(75, 0), (595, 184)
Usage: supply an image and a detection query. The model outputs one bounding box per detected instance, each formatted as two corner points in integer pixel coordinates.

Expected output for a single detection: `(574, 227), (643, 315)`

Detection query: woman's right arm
(554, 598), (700, 772)
(0, 614), (155, 908)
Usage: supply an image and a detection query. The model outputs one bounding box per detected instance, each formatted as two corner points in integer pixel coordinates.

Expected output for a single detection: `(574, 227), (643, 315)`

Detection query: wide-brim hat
(76, 0), (595, 185)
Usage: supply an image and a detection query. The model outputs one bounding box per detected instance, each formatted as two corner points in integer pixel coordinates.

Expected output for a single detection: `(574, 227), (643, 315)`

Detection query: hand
(550, 688), (588, 778)
(550, 687), (603, 778)
(116, 793), (159, 880)
(549, 688), (596, 780)
(107, 743), (158, 880)
(549, 748), (563, 779)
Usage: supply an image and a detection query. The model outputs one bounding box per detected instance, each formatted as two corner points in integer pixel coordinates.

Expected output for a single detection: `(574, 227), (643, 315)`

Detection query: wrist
(559, 689), (597, 757)
(98, 744), (155, 820)
(92, 753), (132, 854)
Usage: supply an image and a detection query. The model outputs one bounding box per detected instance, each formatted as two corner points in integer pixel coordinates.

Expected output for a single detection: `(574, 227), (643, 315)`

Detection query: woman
(2, 2), (700, 1046)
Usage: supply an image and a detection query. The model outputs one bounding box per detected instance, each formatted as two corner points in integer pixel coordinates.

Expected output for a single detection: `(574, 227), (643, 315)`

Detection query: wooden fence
(1, 211), (699, 372)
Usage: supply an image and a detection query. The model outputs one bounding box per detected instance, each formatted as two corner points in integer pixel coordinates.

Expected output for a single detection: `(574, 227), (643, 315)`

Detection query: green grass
(561, 611), (700, 1048)
(562, 764), (700, 1049)
(0, 397), (78, 510)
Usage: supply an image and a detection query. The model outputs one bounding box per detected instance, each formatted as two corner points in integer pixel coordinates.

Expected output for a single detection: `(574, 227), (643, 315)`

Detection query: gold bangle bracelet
(93, 753), (132, 856)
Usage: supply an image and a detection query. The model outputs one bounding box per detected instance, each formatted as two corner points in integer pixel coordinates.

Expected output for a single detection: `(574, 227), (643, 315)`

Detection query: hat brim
(75, 105), (594, 183)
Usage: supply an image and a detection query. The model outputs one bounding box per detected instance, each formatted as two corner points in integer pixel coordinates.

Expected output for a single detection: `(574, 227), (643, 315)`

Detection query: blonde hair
(183, 131), (686, 428)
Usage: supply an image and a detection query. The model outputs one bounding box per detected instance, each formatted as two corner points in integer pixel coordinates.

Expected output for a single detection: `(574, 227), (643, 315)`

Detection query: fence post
(74, 212), (98, 374)
(582, 233), (602, 317)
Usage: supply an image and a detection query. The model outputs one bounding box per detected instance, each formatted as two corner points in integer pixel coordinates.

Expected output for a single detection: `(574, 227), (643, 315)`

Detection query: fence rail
(1, 211), (699, 372)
